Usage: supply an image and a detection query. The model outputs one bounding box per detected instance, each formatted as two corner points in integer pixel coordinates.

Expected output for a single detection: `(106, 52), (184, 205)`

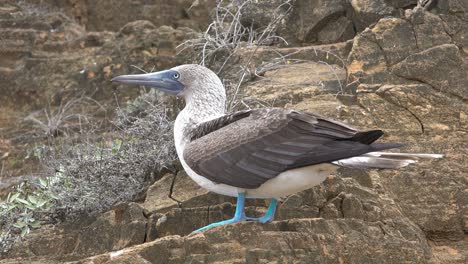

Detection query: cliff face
(0, 0), (467, 263)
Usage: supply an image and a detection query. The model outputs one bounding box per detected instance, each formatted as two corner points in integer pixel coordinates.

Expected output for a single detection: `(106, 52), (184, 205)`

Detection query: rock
(74, 218), (430, 263)
(317, 16), (355, 44)
(344, 6), (468, 246)
(285, 0), (349, 44)
(142, 171), (235, 214)
(347, 8), (465, 88)
(239, 0), (355, 45)
(240, 0), (292, 31)
(375, 84), (467, 132)
(19, 0), (217, 32)
(344, 83), (467, 242)
(349, 0), (397, 32)
(437, 0), (468, 52)
(341, 194), (365, 219)
(5, 203), (147, 262)
(430, 239), (468, 264)
(407, 11), (452, 50)
(0, 8), (197, 109)
(244, 61), (346, 107)
(154, 203), (234, 237)
(392, 44), (468, 99)
(347, 17), (418, 86)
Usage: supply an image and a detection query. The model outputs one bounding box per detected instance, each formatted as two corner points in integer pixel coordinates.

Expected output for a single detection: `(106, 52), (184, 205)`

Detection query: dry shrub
(46, 90), (176, 219)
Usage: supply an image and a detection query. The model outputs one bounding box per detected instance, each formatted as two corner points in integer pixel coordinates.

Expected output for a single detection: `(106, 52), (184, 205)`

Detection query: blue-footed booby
(112, 64), (443, 232)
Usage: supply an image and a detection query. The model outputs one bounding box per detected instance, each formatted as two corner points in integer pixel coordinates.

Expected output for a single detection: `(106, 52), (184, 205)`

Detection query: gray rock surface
(4, 203), (147, 262)
(14, 0), (217, 32)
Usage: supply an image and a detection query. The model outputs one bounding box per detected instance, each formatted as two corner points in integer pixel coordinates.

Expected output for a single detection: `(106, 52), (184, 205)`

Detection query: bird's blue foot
(192, 194), (278, 233)
(193, 192), (247, 233)
(246, 198), (277, 223)
(193, 216), (247, 232)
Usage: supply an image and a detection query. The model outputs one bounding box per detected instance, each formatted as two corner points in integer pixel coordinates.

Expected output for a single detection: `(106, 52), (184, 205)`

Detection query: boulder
(392, 44), (468, 99)
(4, 203), (147, 262)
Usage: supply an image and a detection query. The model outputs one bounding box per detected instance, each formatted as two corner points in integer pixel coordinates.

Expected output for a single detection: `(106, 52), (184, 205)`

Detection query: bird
(112, 64), (443, 232)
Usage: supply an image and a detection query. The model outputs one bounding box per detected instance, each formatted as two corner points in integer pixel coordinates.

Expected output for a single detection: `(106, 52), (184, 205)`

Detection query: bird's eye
(173, 73), (180, 79)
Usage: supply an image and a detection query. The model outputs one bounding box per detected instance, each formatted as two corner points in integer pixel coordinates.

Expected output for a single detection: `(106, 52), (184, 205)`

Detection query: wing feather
(183, 108), (399, 189)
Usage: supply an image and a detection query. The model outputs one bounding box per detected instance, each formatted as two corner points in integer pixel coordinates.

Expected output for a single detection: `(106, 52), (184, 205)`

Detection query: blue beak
(111, 70), (184, 95)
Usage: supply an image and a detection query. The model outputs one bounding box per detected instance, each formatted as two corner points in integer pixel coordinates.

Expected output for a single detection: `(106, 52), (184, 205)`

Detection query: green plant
(1, 175), (59, 237)
(111, 139), (123, 154)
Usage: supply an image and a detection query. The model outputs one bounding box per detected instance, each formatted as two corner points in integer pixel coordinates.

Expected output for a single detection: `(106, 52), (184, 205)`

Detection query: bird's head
(111, 64), (225, 102)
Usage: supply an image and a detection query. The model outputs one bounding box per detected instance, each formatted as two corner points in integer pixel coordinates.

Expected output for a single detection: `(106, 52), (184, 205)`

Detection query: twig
(168, 173), (182, 207)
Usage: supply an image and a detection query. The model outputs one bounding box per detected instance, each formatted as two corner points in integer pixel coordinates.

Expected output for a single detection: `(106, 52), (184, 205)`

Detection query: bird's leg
(193, 192), (247, 233)
(246, 198), (278, 223)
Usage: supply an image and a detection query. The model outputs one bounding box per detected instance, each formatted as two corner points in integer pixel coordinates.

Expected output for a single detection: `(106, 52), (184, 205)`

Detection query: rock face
(1, 0), (467, 263)
(345, 8), (467, 245)
(77, 219), (429, 264)
(4, 203), (147, 262)
(0, 8), (197, 108)
(241, 0), (422, 45)
(16, 0), (217, 32)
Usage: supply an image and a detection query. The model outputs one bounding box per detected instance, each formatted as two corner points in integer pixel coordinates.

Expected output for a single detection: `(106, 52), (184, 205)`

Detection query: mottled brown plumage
(183, 108), (399, 189)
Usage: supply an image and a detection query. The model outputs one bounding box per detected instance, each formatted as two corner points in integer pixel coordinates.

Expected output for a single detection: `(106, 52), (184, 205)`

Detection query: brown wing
(183, 108), (399, 189)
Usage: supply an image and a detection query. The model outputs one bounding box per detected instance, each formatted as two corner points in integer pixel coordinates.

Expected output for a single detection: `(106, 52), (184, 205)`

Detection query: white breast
(245, 163), (337, 199)
(181, 158), (337, 199)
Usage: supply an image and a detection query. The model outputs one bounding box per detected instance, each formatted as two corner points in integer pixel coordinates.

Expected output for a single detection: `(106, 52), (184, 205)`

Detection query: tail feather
(364, 152), (444, 159)
(333, 152), (443, 169)
(349, 130), (384, 144)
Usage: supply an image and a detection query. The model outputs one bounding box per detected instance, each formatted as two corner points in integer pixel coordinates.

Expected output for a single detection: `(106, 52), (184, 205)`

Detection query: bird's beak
(111, 70), (184, 95)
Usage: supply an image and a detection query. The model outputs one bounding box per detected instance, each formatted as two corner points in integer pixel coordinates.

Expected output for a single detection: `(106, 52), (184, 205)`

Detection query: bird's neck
(174, 86), (226, 158)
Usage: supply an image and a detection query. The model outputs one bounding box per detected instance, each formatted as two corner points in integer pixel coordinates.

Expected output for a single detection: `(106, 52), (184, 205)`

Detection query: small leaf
(28, 196), (38, 204)
(8, 204), (18, 211)
(30, 221), (41, 228)
(21, 226), (30, 237)
(25, 204), (36, 210)
(9, 193), (20, 202)
(16, 197), (31, 205)
(39, 178), (48, 188)
(112, 139), (123, 154)
(13, 222), (26, 228)
(37, 199), (48, 207)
